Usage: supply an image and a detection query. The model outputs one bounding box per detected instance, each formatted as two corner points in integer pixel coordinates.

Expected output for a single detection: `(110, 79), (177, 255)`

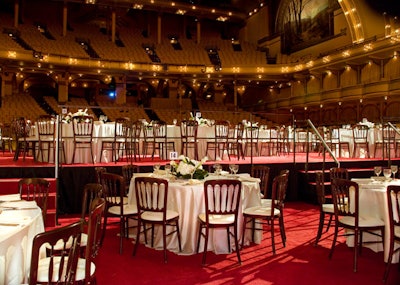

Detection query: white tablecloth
(128, 173), (261, 255)
(35, 121), (115, 164)
(147, 125), (218, 160)
(0, 198), (44, 285)
(349, 178), (400, 263)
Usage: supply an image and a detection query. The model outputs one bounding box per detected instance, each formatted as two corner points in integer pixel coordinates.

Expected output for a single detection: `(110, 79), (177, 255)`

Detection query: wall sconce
(320, 104), (323, 108)
(338, 101), (342, 106)
(304, 106), (307, 110)
(359, 98), (363, 103)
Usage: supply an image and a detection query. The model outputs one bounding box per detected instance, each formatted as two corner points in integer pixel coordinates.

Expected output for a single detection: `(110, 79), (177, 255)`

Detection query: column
(14, 0), (19, 28)
(111, 9), (116, 43)
(58, 73), (69, 103)
(157, 14), (162, 44)
(115, 75), (126, 105)
(1, 72), (14, 97)
(62, 3), (68, 37)
(233, 80), (237, 110)
(196, 19), (201, 44)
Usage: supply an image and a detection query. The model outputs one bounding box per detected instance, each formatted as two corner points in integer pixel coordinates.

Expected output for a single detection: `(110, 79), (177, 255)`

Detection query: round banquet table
(0, 198), (44, 285)
(128, 172), (262, 255)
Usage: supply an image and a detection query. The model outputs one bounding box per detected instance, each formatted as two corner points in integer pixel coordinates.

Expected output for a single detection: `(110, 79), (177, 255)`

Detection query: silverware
(1, 207), (38, 210)
(0, 222), (20, 226)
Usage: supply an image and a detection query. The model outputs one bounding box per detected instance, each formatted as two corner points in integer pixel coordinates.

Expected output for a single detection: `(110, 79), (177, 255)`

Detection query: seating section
(0, 1), (266, 66)
(0, 93), (47, 123)
(95, 96), (149, 122)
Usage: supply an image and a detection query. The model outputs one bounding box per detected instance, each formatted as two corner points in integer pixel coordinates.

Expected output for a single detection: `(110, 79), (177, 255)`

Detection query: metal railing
(300, 119), (340, 173)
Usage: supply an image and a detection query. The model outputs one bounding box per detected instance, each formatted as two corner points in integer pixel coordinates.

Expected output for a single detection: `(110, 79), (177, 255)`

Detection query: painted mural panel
(281, 0), (337, 53)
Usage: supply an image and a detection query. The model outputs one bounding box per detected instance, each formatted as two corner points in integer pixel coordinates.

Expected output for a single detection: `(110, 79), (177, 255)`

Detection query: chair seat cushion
(322, 203), (334, 213)
(261, 199), (271, 207)
(52, 233), (89, 250)
(243, 206), (280, 217)
(339, 216), (385, 227)
(106, 196), (128, 205)
(141, 209), (179, 222)
(395, 225), (400, 239)
(198, 213), (235, 224)
(37, 256), (95, 282)
(108, 204), (138, 216)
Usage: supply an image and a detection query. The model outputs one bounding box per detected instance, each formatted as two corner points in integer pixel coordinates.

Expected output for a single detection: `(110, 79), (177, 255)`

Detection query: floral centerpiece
(189, 112), (212, 126)
(170, 155), (208, 180)
(243, 120), (259, 128)
(143, 120), (156, 129)
(62, 108), (90, 123)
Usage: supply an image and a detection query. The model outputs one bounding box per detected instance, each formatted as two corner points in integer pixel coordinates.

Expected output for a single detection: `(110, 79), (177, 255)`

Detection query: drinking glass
(153, 163), (160, 173)
(229, 164), (239, 175)
(383, 168), (392, 180)
(374, 166), (382, 177)
(213, 163), (222, 175)
(391, 165), (398, 179)
(165, 164), (171, 176)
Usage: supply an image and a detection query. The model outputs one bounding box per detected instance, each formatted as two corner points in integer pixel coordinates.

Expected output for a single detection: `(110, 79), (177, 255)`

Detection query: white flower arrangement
(62, 108), (90, 123)
(244, 121), (259, 128)
(170, 155), (208, 179)
(143, 120), (157, 128)
(189, 112), (212, 126)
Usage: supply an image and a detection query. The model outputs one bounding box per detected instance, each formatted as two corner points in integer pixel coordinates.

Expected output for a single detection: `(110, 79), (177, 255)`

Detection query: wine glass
(391, 165), (398, 180)
(374, 166), (382, 177)
(229, 164), (239, 175)
(165, 164), (171, 176)
(213, 163), (222, 175)
(383, 168), (392, 180)
(153, 163), (160, 173)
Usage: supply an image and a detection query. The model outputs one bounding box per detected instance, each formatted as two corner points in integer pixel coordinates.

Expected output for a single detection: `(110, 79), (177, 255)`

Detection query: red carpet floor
(58, 201), (400, 285)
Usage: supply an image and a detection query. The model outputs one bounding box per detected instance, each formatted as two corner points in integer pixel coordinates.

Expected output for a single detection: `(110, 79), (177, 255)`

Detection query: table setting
(0, 194), (44, 285)
(127, 156), (262, 255)
(349, 165), (400, 263)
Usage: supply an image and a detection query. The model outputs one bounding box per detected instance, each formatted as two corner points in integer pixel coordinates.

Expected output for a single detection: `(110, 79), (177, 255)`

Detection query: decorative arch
(21, 74), (58, 95)
(360, 103), (380, 122)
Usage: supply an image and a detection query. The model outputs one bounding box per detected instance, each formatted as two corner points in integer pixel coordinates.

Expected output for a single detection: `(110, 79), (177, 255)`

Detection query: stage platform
(0, 152), (396, 215)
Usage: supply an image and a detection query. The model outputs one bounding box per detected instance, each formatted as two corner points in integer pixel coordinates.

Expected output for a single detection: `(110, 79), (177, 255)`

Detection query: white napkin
(0, 194), (21, 202)
(239, 177), (261, 183)
(351, 178), (373, 184)
(1, 200), (37, 209)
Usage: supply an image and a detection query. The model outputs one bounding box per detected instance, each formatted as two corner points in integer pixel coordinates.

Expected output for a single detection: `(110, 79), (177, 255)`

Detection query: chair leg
(241, 217), (247, 249)
(163, 224), (167, 263)
(226, 227), (231, 253)
(100, 211), (108, 247)
(271, 219), (276, 255)
(326, 214), (333, 232)
(196, 224), (203, 254)
(329, 224), (339, 260)
(353, 229), (359, 272)
(119, 216), (124, 254)
(314, 212), (325, 246)
(175, 220), (182, 252)
(233, 224), (241, 264)
(133, 219), (142, 256)
(383, 240), (395, 283)
(202, 227), (209, 266)
(279, 217), (286, 247)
